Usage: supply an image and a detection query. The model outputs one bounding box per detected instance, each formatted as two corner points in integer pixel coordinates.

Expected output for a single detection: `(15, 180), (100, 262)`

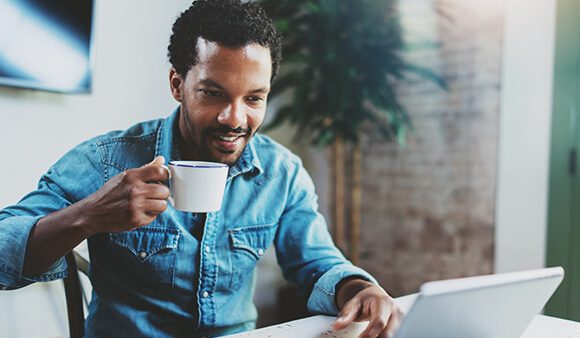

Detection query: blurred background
(0, 0), (577, 336)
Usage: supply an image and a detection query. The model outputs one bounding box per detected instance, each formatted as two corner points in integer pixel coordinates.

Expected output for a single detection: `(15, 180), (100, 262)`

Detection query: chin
(201, 137), (249, 166)
(209, 150), (243, 166)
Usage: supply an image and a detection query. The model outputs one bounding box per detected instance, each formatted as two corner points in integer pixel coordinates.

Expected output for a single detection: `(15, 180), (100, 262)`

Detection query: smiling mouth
(211, 133), (247, 153)
(217, 135), (243, 142)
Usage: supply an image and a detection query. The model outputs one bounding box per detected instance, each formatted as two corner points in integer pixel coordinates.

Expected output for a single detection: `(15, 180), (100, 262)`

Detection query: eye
(247, 96), (264, 103)
(199, 89), (224, 97)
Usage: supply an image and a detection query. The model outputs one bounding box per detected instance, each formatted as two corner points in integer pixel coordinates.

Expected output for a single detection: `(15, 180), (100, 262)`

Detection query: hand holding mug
(82, 156), (171, 233)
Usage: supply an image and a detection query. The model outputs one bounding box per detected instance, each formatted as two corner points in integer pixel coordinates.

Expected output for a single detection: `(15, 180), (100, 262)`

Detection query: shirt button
(138, 251), (147, 259)
(202, 291), (209, 298)
(257, 248), (264, 256)
(204, 245), (210, 253)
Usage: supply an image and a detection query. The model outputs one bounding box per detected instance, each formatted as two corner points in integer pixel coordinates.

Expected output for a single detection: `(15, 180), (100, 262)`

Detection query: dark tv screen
(0, 0), (95, 93)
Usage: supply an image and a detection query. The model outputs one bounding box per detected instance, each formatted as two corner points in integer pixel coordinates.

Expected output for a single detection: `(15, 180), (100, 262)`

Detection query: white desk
(225, 314), (580, 338)
(225, 294), (580, 338)
(522, 315), (580, 338)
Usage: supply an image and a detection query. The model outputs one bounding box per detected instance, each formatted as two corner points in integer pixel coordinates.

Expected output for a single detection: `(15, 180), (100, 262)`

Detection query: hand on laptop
(334, 278), (403, 338)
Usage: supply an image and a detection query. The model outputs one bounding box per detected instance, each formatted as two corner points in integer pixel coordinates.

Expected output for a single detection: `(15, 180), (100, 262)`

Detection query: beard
(181, 112), (258, 166)
(198, 125), (254, 166)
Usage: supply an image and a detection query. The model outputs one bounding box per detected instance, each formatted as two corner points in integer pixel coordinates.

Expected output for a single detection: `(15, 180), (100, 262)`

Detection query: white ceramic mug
(166, 161), (229, 212)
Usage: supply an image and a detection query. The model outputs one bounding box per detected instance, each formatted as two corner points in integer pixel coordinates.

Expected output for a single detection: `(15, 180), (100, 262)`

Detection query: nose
(217, 101), (247, 130)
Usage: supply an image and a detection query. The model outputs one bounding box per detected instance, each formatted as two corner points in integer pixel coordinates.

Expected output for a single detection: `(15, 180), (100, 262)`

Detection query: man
(0, 0), (401, 337)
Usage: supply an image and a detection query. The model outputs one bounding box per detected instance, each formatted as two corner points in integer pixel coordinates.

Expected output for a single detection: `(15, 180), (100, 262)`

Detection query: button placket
(198, 211), (218, 326)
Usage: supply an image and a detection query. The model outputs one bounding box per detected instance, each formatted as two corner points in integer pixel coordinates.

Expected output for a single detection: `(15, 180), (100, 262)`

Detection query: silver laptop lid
(394, 267), (564, 338)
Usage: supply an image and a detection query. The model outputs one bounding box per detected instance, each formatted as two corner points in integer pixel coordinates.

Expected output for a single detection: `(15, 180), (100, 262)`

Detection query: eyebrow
(199, 79), (270, 94)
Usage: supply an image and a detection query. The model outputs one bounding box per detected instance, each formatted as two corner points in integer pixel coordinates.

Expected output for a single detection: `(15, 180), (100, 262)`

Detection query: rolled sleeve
(0, 215), (67, 289)
(0, 139), (101, 289)
(275, 157), (380, 316)
(307, 264), (378, 315)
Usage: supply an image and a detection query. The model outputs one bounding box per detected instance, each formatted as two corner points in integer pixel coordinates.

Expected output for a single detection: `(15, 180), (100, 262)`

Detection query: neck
(176, 109), (202, 161)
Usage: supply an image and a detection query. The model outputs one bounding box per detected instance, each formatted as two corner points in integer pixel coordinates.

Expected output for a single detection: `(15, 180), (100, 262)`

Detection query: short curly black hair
(168, 0), (282, 83)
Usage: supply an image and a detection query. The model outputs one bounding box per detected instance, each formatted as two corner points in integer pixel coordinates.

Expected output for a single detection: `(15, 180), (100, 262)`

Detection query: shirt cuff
(0, 215), (67, 289)
(306, 263), (379, 315)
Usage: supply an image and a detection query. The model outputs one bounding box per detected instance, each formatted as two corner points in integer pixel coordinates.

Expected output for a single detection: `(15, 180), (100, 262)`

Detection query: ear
(169, 68), (184, 102)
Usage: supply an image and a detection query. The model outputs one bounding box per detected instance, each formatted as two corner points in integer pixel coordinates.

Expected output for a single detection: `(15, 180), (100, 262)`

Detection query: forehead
(189, 37), (272, 86)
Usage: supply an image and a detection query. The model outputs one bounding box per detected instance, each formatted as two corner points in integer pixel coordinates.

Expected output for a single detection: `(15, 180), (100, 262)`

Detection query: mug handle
(160, 164), (172, 180)
(160, 164), (175, 207)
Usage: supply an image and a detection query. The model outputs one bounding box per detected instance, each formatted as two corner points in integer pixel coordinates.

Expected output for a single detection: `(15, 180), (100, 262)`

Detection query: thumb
(333, 300), (359, 330)
(147, 156), (165, 167)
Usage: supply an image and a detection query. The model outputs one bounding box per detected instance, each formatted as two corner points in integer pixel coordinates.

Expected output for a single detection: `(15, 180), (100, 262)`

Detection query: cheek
(247, 109), (266, 131)
(187, 104), (216, 128)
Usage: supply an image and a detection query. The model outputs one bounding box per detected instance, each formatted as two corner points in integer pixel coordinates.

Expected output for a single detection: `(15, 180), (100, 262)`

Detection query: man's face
(170, 38), (272, 166)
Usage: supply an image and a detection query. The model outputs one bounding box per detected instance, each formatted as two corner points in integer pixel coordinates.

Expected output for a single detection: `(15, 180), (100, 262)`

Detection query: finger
(142, 156), (169, 181)
(142, 199), (168, 215)
(378, 329), (390, 338)
(140, 213), (157, 226)
(334, 299), (360, 330)
(384, 308), (403, 337)
(358, 301), (391, 338)
(139, 163), (171, 182)
(143, 183), (171, 200)
(359, 318), (388, 338)
(132, 211), (157, 228)
(359, 317), (389, 338)
(160, 164), (171, 179)
(147, 156), (165, 166)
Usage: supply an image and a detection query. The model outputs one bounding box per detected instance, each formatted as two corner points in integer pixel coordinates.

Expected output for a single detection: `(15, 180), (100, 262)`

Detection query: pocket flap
(228, 223), (277, 259)
(109, 226), (180, 261)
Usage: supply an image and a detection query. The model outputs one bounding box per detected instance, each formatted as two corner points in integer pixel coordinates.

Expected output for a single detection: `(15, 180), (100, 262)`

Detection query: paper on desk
(222, 295), (417, 338)
(222, 315), (367, 338)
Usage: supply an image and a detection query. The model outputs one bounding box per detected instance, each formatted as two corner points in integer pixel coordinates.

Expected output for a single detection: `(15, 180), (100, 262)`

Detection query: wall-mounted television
(0, 0), (95, 93)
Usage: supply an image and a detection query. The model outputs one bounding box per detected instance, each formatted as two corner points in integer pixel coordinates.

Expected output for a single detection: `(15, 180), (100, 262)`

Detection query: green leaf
(260, 0), (442, 147)
(403, 62), (448, 90)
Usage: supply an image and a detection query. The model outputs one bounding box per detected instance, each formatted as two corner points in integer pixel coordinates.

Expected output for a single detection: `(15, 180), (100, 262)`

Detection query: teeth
(218, 135), (238, 142)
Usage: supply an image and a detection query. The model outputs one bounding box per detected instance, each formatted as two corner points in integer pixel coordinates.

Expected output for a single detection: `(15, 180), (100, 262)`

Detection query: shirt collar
(228, 137), (263, 180)
(154, 107), (180, 162)
(155, 107), (263, 179)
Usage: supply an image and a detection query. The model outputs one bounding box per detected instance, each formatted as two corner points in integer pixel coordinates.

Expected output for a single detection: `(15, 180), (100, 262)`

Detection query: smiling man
(0, 1), (400, 337)
(172, 38), (271, 166)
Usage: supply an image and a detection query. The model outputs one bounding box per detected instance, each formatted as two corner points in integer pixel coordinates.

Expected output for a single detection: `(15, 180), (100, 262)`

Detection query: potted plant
(261, 0), (444, 262)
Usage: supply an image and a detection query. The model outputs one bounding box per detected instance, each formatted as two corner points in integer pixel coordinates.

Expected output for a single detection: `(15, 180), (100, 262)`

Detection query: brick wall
(355, 0), (504, 296)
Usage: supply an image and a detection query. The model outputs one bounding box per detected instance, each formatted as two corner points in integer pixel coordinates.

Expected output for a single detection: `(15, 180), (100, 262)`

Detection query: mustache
(208, 126), (252, 135)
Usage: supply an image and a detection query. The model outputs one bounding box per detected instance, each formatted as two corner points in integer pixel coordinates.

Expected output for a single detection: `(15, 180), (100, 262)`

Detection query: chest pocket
(108, 226), (180, 288)
(228, 223), (277, 290)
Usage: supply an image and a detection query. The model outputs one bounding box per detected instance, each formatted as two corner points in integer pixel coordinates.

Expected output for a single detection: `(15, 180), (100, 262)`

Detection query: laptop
(223, 267), (564, 338)
(393, 267), (564, 338)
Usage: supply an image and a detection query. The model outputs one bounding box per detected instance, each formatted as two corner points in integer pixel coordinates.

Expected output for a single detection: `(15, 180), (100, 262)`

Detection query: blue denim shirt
(0, 109), (377, 337)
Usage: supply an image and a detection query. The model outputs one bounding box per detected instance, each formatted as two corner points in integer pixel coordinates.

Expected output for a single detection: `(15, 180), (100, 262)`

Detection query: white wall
(0, 1), (191, 337)
(0, 0), (190, 208)
(495, 0), (557, 272)
(0, 0), (561, 335)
